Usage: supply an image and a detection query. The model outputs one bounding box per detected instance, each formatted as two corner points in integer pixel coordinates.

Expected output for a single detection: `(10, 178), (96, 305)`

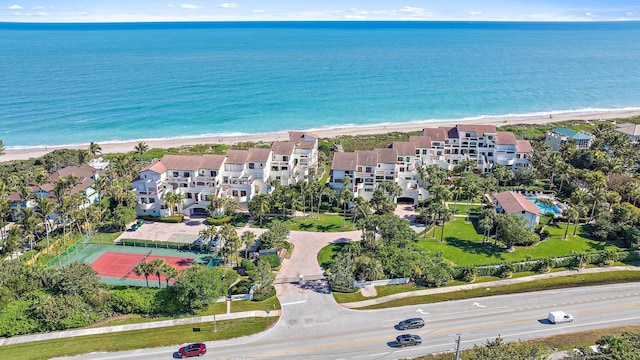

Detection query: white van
(548, 311), (574, 324)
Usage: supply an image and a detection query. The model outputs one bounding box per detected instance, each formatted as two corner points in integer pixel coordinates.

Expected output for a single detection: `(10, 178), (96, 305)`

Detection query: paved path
(340, 265), (640, 309)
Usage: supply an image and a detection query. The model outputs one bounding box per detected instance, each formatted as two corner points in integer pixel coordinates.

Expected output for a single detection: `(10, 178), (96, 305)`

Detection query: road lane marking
(281, 300), (307, 306)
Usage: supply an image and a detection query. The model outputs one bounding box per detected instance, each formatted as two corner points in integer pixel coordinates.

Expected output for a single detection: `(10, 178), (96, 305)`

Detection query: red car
(178, 343), (206, 358)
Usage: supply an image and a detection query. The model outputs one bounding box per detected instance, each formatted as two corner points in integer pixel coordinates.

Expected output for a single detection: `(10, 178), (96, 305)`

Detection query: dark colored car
(396, 334), (422, 347)
(208, 235), (220, 247)
(178, 343), (206, 358)
(397, 318), (425, 330)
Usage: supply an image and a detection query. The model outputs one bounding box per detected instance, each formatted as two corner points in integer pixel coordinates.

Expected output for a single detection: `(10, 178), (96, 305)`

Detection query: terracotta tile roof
(247, 148), (272, 162)
(457, 124), (498, 136)
(516, 140), (533, 153)
(422, 127), (447, 141)
(615, 123), (640, 136)
(497, 132), (517, 145)
(332, 152), (357, 170)
(296, 141), (316, 149)
(376, 148), (397, 164)
(200, 155), (225, 170)
(7, 192), (22, 201)
(142, 159), (167, 174)
(49, 165), (97, 182)
(160, 155), (202, 171)
(409, 135), (432, 148)
(289, 131), (319, 141)
(392, 142), (415, 156)
(69, 178), (95, 196)
(225, 150), (250, 164)
(356, 150), (378, 166)
(271, 141), (296, 154)
(493, 191), (541, 215)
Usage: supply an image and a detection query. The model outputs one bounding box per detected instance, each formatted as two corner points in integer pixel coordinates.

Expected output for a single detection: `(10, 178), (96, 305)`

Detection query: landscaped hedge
(139, 215), (184, 223)
(206, 216), (231, 225)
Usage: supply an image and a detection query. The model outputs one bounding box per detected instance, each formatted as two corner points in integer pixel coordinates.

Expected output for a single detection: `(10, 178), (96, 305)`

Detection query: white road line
(281, 300), (307, 306)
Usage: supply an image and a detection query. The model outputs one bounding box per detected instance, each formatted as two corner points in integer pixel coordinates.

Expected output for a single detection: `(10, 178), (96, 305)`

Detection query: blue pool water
(526, 197), (562, 215)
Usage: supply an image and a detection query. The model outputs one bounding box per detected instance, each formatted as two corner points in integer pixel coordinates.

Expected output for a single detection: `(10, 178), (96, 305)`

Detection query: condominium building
(131, 132), (318, 217)
(329, 124), (533, 204)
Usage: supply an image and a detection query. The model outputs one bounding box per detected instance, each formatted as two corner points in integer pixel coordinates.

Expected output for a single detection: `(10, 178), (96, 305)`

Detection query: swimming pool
(526, 197), (562, 215)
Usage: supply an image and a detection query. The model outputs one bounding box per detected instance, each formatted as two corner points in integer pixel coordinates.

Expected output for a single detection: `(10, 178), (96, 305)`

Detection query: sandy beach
(2, 108), (639, 163)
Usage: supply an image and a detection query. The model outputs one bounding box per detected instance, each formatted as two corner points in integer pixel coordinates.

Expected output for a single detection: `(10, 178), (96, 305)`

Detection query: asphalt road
(57, 282), (640, 360)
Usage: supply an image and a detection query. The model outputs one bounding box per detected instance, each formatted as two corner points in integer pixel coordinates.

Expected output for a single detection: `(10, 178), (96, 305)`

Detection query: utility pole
(453, 333), (462, 360)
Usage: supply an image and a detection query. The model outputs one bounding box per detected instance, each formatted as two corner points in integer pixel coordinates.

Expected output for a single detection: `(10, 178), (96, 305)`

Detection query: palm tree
(148, 258), (166, 287)
(436, 206), (452, 242)
(134, 141), (149, 163)
(248, 193), (271, 226)
(164, 191), (184, 216)
(537, 198), (554, 217)
(134, 261), (153, 287)
(339, 186), (354, 227)
(35, 198), (56, 254)
(479, 212), (496, 244)
(563, 207), (579, 240)
(17, 207), (39, 262)
(352, 196), (370, 230)
(88, 141), (102, 161)
(0, 139), (4, 155)
(160, 263), (179, 287)
(241, 231), (256, 259)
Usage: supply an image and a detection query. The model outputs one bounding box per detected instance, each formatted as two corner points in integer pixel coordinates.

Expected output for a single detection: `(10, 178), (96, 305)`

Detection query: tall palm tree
(88, 141), (102, 161)
(148, 258), (167, 287)
(159, 263), (179, 287)
(0, 139), (4, 155)
(134, 261), (153, 287)
(17, 207), (39, 262)
(35, 198), (56, 254)
(241, 230), (256, 259)
(134, 141), (149, 163)
(248, 194), (271, 226)
(339, 186), (354, 227)
(436, 207), (452, 242)
(352, 196), (370, 230)
(563, 207), (579, 240)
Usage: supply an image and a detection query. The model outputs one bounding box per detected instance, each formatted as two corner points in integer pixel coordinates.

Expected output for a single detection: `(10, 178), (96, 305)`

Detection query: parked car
(396, 334), (422, 347)
(397, 318), (425, 330)
(192, 237), (205, 246)
(548, 311), (574, 324)
(208, 235), (220, 247)
(177, 343), (206, 358)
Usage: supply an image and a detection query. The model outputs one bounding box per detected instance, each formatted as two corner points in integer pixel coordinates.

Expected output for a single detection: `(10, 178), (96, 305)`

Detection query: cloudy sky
(2, 0), (640, 22)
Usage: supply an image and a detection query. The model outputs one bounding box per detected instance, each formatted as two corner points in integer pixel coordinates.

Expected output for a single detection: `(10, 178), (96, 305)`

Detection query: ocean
(1, 21), (640, 149)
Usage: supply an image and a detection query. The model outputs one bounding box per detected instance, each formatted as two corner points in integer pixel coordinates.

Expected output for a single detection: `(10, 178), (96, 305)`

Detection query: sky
(2, 0), (640, 23)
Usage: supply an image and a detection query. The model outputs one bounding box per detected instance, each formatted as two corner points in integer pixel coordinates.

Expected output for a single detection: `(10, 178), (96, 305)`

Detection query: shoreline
(2, 108), (639, 163)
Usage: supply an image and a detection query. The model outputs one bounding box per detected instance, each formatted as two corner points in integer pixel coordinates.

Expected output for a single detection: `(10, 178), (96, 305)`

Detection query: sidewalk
(0, 309), (281, 347)
(340, 266), (640, 309)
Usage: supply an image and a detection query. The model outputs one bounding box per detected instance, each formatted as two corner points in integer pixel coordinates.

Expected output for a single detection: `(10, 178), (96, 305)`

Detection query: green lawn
(0, 317), (275, 360)
(417, 218), (621, 266)
(358, 270), (640, 310)
(317, 242), (348, 269)
(448, 203), (484, 215)
(254, 213), (356, 232)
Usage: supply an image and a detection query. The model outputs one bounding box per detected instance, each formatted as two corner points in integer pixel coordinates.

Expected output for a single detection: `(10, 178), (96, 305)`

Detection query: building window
(397, 156), (403, 162)
(173, 172), (179, 177)
(149, 198), (155, 203)
(180, 184), (187, 187)
(210, 171), (217, 176)
(183, 172), (189, 177)
(422, 149), (427, 154)
(186, 193), (193, 199)
(283, 156), (288, 161)
(240, 190), (247, 196)
(232, 190), (238, 196)
(365, 167), (373, 173)
(248, 163), (255, 169)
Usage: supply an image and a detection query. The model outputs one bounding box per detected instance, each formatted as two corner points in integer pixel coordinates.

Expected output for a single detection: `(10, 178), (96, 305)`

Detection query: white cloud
(8, 5), (23, 10)
(13, 12), (21, 15)
(180, 3), (200, 9)
(468, 11), (483, 16)
(342, 15), (367, 19)
(35, 12), (48, 16)
(585, 12), (594, 17)
(399, 6), (424, 16)
(251, 9), (264, 14)
(217, 3), (238, 9)
(31, 6), (45, 9)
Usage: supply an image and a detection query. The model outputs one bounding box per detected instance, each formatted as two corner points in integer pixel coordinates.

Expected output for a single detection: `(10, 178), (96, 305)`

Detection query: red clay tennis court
(90, 251), (195, 282)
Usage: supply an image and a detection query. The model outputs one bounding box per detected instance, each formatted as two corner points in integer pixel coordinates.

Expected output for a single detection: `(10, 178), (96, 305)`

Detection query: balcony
(138, 202), (156, 210)
(167, 176), (191, 183)
(496, 156), (515, 166)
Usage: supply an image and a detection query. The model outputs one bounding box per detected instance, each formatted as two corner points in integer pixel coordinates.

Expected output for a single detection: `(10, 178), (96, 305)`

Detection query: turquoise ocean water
(1, 21), (640, 149)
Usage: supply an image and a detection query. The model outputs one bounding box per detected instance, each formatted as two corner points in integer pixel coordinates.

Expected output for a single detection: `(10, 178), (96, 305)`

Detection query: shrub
(459, 265), (477, 282)
(231, 279), (253, 295)
(260, 254), (281, 269)
(206, 216), (231, 226)
(108, 288), (157, 314)
(139, 215), (184, 223)
(241, 259), (256, 271)
(535, 258), (554, 273)
(498, 263), (514, 278)
(252, 285), (276, 301)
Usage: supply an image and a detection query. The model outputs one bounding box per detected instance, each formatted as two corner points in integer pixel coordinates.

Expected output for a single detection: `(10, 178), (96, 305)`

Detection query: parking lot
(117, 216), (209, 243)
